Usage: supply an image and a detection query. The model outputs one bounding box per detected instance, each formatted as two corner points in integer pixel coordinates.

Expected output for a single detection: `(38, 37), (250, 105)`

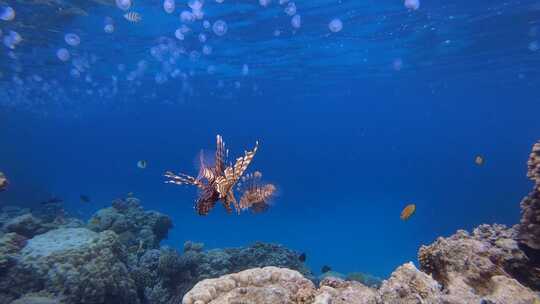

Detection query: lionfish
(165, 135), (259, 215)
(237, 171), (277, 213)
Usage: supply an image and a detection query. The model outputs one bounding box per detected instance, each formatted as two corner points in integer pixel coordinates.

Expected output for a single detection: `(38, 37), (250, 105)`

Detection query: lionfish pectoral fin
(226, 190), (240, 214)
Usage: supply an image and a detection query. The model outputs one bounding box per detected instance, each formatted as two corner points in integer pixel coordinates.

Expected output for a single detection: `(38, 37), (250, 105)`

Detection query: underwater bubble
(180, 24), (191, 34)
(0, 6), (15, 21)
(291, 14), (301, 29)
(116, 0), (132, 11)
(329, 18), (343, 32)
(188, 0), (204, 10)
(65, 33), (81, 46)
(155, 73), (168, 84)
(171, 68), (181, 78)
(259, 0), (271, 7)
(175, 29), (185, 40)
(70, 68), (81, 78)
(284, 2), (296, 16)
(180, 10), (194, 23)
(242, 64), (249, 76)
(529, 41), (539, 52)
(192, 8), (204, 20)
(56, 48), (70, 61)
(189, 50), (201, 61)
(3, 31), (21, 49)
(404, 0), (420, 10)
(273, 29), (281, 37)
(392, 58), (403, 71)
(202, 44), (212, 55)
(212, 20), (228, 36)
(104, 24), (115, 33)
(203, 20), (211, 29)
(163, 0), (175, 13)
(207, 65), (216, 74)
(198, 33), (207, 43)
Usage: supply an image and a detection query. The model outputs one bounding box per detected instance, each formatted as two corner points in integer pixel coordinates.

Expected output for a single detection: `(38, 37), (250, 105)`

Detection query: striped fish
(124, 12), (142, 23)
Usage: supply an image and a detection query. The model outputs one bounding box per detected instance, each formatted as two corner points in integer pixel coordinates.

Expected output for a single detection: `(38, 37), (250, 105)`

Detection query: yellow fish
(475, 155), (484, 166)
(400, 204), (416, 221)
(124, 12), (142, 23)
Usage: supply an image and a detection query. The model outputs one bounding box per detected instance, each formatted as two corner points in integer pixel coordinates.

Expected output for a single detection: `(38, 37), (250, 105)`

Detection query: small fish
(475, 155), (484, 166)
(298, 252), (306, 262)
(321, 265), (332, 273)
(80, 195), (91, 203)
(40, 197), (63, 205)
(0, 172), (8, 192)
(124, 12), (142, 23)
(400, 203), (416, 221)
(137, 160), (147, 169)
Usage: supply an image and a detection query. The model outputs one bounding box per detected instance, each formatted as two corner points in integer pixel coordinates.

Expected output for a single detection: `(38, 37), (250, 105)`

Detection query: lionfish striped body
(237, 171), (276, 213)
(165, 135), (259, 216)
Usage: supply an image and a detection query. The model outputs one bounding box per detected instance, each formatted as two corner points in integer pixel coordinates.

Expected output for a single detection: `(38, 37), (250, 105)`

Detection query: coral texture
(3, 214), (45, 238)
(378, 262), (442, 304)
(418, 225), (539, 303)
(518, 141), (540, 251)
(14, 228), (139, 304)
(182, 266), (316, 304)
(87, 196), (172, 250)
(0, 232), (26, 272)
(315, 276), (379, 304)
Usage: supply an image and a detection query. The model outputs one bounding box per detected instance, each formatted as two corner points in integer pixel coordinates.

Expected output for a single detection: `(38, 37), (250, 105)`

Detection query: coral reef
(3, 214), (46, 238)
(518, 141), (540, 250)
(184, 262), (540, 304)
(345, 272), (383, 288)
(378, 262), (442, 304)
(315, 276), (379, 304)
(182, 266), (316, 304)
(15, 228), (139, 304)
(128, 240), (313, 303)
(0, 232), (27, 272)
(418, 224), (540, 302)
(87, 196), (172, 250)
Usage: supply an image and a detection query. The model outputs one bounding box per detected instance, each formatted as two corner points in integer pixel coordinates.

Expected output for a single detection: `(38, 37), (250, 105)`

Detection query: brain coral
(182, 266), (316, 304)
(18, 227), (139, 304)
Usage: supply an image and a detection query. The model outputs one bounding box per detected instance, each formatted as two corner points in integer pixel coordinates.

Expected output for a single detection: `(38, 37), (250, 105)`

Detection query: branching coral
(165, 135), (266, 216)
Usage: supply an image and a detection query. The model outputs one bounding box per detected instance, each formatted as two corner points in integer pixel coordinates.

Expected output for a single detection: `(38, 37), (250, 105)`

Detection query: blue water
(1, 0), (540, 278)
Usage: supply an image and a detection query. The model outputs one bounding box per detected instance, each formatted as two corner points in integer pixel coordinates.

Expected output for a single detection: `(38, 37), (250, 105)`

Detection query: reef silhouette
(165, 135), (276, 215)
